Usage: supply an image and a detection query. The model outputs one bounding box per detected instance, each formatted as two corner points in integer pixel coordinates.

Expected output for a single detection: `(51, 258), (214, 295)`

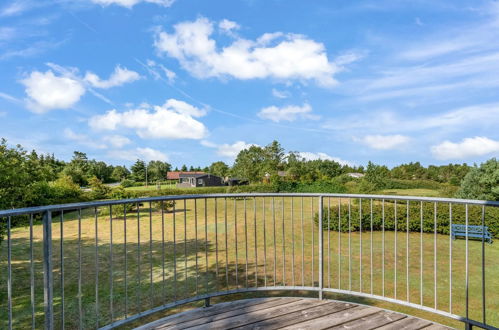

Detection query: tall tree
(131, 159), (146, 182)
(147, 160), (171, 181)
(209, 161), (229, 177)
(457, 158), (499, 201)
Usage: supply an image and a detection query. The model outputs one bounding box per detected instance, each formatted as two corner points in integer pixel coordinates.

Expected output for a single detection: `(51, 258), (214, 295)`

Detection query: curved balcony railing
(1, 193), (498, 329)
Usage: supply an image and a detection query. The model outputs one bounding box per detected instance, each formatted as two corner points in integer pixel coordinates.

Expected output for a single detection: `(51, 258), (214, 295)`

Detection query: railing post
(43, 211), (54, 330)
(318, 196), (324, 300)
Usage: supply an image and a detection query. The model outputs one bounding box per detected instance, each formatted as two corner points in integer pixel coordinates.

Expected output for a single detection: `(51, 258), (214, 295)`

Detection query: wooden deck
(136, 297), (452, 330)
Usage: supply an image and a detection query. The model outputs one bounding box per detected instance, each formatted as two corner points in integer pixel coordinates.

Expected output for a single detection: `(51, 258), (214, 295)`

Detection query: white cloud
(358, 134), (410, 150)
(103, 135), (131, 148)
(108, 147), (168, 161)
(202, 140), (258, 158)
(64, 128), (107, 149)
(154, 17), (344, 86)
(218, 19), (240, 36)
(89, 99), (208, 139)
(143, 59), (177, 83)
(217, 141), (257, 158)
(0, 1), (29, 16)
(257, 103), (317, 122)
(297, 152), (352, 166)
(271, 88), (290, 99)
(84, 65), (141, 89)
(431, 137), (499, 160)
(21, 70), (86, 113)
(91, 0), (175, 9)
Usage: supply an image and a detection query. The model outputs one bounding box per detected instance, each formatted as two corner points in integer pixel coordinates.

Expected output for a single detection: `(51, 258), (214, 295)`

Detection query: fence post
(43, 210), (54, 330)
(318, 196), (323, 300)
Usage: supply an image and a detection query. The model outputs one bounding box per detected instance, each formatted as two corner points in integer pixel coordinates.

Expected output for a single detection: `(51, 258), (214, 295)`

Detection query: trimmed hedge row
(315, 200), (499, 237)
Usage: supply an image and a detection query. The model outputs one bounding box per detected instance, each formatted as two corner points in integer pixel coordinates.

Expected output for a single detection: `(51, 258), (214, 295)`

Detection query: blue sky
(1, 0), (499, 168)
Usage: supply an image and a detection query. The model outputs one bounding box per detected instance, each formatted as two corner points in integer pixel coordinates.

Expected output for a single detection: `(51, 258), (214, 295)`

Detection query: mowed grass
(124, 183), (179, 191)
(1, 197), (497, 329)
(378, 188), (443, 197)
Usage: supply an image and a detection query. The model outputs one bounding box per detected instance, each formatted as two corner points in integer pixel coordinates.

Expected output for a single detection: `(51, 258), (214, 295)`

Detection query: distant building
(225, 177), (249, 186)
(167, 171), (205, 180)
(347, 172), (365, 179)
(177, 173), (224, 188)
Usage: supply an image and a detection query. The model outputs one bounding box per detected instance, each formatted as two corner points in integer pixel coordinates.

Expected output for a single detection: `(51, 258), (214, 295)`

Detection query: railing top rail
(1, 192), (498, 217)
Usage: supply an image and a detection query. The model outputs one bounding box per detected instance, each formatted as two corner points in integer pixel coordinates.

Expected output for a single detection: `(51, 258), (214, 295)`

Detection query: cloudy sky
(1, 0), (499, 167)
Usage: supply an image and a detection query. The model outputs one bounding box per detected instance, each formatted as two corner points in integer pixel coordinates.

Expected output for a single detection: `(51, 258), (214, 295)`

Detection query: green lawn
(378, 188), (443, 197)
(124, 183), (179, 191)
(1, 197), (496, 329)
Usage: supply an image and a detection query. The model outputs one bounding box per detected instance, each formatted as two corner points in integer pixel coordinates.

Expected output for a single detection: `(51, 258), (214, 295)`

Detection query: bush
(120, 178), (135, 188)
(315, 200), (499, 237)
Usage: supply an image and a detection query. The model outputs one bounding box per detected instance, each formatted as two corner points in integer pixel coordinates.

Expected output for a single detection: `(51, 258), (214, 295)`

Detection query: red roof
(167, 171), (205, 180)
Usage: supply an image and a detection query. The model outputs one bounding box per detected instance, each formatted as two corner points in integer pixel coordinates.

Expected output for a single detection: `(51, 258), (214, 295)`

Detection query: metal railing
(1, 193), (498, 329)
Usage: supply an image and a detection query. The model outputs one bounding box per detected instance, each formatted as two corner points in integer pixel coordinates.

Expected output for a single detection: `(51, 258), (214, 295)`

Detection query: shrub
(315, 200), (499, 237)
(120, 178), (135, 188)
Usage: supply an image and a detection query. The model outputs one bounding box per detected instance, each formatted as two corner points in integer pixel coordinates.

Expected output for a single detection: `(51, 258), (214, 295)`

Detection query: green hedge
(315, 200), (499, 237)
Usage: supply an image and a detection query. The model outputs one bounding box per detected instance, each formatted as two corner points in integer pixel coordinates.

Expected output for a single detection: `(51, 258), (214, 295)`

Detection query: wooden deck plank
(136, 297), (452, 330)
(278, 305), (381, 330)
(375, 316), (433, 330)
(237, 301), (356, 330)
(330, 310), (407, 329)
(175, 299), (331, 330)
(136, 298), (283, 330)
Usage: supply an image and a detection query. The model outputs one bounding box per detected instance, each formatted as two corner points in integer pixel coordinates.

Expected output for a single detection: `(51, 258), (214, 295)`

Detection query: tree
(148, 160), (171, 182)
(209, 161), (229, 177)
(112, 166), (130, 181)
(131, 159), (146, 182)
(232, 140), (286, 182)
(181, 164), (188, 171)
(363, 161), (390, 190)
(62, 151), (89, 186)
(87, 160), (113, 183)
(457, 158), (499, 201)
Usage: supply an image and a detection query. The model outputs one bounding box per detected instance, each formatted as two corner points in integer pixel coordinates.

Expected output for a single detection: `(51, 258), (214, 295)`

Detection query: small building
(177, 173), (223, 188)
(167, 171), (205, 180)
(347, 172), (365, 179)
(225, 177), (249, 186)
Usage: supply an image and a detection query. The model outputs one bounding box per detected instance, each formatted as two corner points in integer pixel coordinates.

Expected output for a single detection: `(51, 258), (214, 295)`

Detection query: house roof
(167, 171), (205, 180)
(178, 173), (222, 179)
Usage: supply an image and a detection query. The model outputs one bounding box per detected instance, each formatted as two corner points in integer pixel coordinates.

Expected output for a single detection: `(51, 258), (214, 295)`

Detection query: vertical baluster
(395, 200), (397, 300)
(406, 201), (409, 302)
(110, 205), (115, 322)
(291, 197), (295, 286)
(434, 202), (437, 309)
(301, 197), (304, 287)
(348, 198), (351, 291)
(263, 198), (268, 287)
(420, 201), (423, 306)
(254, 198), (258, 287)
(465, 204), (469, 321)
(94, 208), (99, 328)
(327, 197), (331, 288)
(282, 197), (286, 286)
(318, 196), (323, 299)
(481, 205), (486, 325)
(359, 198), (362, 293)
(382, 200), (385, 297)
(161, 202), (165, 305)
(312, 197), (315, 286)
(214, 198), (219, 292)
(137, 203), (142, 307)
(449, 203), (452, 315)
(244, 198), (248, 288)
(124, 205), (128, 317)
(184, 199), (188, 297)
(172, 202), (176, 301)
(234, 198), (238, 288)
(204, 199), (209, 294)
(194, 199), (199, 296)
(78, 210), (82, 329)
(338, 198), (341, 289)
(59, 212), (64, 329)
(7, 216), (12, 330)
(148, 202), (153, 306)
(272, 197), (277, 286)
(370, 199), (373, 296)
(31, 214), (36, 329)
(224, 198), (229, 290)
